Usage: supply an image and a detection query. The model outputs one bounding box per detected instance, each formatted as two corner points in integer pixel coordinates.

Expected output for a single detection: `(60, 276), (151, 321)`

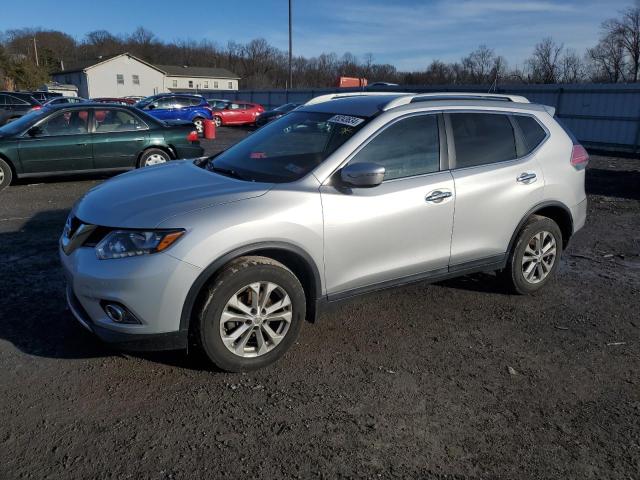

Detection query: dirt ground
(0, 128), (638, 479)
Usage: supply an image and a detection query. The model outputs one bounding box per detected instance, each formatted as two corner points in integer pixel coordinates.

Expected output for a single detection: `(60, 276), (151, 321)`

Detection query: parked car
(0, 103), (203, 190)
(255, 103), (300, 126)
(59, 92), (588, 372)
(43, 97), (89, 107)
(0, 92), (41, 126)
(135, 94), (213, 135)
(92, 97), (137, 105)
(210, 101), (264, 127)
(30, 91), (63, 103)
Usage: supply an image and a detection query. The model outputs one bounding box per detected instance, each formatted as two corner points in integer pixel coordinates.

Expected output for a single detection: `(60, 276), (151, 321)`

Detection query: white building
(51, 53), (240, 98)
(158, 65), (240, 92)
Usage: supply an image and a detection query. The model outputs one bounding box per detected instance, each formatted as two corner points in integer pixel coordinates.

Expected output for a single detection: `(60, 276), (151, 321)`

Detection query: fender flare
(506, 200), (574, 256)
(179, 241), (323, 332)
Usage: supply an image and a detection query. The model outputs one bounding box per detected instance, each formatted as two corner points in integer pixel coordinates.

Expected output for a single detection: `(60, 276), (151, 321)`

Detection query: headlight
(95, 229), (185, 260)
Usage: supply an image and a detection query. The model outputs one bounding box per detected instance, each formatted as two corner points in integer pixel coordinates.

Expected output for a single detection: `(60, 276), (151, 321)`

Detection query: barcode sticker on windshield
(328, 115), (364, 127)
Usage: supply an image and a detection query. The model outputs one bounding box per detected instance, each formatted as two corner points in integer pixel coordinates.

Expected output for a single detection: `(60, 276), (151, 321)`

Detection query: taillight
(30, 105), (42, 111)
(186, 131), (199, 142)
(570, 144), (589, 170)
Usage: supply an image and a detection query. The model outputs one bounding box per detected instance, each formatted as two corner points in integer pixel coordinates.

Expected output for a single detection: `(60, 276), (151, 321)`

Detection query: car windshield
(0, 109), (48, 136)
(206, 111), (369, 183)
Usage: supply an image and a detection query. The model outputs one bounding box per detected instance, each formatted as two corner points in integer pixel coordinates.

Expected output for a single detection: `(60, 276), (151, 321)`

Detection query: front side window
(348, 114), (440, 181)
(116, 74), (124, 85)
(132, 75), (140, 85)
(39, 110), (89, 136)
(207, 111), (369, 183)
(450, 113), (516, 168)
(95, 109), (146, 132)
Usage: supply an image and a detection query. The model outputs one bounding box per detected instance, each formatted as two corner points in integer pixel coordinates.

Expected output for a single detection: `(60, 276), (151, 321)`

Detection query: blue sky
(0, 0), (630, 70)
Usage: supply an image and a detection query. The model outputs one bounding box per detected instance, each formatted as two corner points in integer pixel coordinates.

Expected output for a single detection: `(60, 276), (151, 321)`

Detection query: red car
(211, 101), (264, 126)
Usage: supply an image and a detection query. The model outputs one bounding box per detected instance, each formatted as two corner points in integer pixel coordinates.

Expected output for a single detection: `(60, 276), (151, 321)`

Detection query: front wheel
(501, 215), (563, 294)
(192, 256), (306, 372)
(138, 148), (171, 168)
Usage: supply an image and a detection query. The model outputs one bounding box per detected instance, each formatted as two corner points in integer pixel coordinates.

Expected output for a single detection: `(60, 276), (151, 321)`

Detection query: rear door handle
(425, 190), (452, 203)
(516, 172), (537, 184)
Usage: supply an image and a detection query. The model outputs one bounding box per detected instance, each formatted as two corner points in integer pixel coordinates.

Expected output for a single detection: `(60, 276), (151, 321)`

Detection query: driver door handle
(425, 190), (452, 203)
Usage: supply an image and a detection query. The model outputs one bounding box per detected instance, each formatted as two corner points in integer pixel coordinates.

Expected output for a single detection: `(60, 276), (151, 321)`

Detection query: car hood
(74, 160), (272, 228)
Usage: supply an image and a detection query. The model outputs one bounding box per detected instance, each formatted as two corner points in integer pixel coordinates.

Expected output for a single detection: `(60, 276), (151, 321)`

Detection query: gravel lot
(1, 127), (639, 479)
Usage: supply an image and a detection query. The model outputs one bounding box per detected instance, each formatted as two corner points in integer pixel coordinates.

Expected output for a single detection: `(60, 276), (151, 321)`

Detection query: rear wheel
(138, 148), (171, 168)
(193, 117), (205, 136)
(213, 116), (222, 128)
(501, 215), (562, 294)
(192, 256), (306, 372)
(0, 158), (13, 191)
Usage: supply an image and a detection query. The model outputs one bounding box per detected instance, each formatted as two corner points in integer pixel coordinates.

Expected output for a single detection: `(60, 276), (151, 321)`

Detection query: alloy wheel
(521, 230), (557, 284)
(219, 281), (292, 358)
(213, 117), (222, 127)
(194, 119), (204, 134)
(0, 166), (4, 184)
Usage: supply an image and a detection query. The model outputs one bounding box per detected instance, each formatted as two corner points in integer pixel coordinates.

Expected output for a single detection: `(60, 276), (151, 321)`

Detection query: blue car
(135, 94), (213, 135)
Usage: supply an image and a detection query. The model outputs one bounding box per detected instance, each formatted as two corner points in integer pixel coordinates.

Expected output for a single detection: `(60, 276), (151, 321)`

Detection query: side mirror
(340, 162), (385, 188)
(28, 126), (43, 137)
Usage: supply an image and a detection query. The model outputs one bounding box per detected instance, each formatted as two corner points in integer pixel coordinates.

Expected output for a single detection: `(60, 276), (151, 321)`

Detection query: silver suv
(60, 92), (588, 371)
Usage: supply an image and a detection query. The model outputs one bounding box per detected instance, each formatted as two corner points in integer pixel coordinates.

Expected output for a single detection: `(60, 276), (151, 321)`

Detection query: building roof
(155, 65), (240, 79)
(52, 53), (165, 75)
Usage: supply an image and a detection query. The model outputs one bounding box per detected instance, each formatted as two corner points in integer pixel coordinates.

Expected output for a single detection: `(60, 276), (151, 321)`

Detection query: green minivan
(0, 103), (204, 191)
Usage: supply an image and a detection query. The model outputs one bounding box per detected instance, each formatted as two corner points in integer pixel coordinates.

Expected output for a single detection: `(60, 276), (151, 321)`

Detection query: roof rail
(304, 91), (411, 106)
(382, 92), (530, 111)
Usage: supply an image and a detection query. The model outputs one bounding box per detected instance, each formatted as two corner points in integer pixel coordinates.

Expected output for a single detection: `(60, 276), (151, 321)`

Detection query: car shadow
(12, 170), (124, 187)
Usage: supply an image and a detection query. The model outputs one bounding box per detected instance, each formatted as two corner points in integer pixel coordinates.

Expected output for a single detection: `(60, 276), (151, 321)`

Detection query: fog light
(101, 302), (141, 324)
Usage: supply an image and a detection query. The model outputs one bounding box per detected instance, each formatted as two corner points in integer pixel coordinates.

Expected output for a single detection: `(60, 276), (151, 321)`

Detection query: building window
(214, 81), (219, 89)
(116, 74), (124, 85)
(204, 81), (209, 89)
(228, 81), (233, 89)
(188, 80), (193, 88)
(132, 75), (140, 85)
(172, 79), (177, 88)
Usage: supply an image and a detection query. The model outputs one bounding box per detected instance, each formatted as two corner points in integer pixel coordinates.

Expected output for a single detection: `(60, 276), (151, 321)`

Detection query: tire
(138, 148), (171, 168)
(213, 116), (222, 128)
(192, 117), (205, 136)
(501, 215), (563, 295)
(0, 157), (13, 191)
(192, 256), (306, 372)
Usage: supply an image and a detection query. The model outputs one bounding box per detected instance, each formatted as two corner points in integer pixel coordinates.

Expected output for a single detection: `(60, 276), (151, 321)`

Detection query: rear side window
(6, 95), (29, 106)
(349, 114), (440, 181)
(450, 113), (516, 168)
(514, 115), (546, 154)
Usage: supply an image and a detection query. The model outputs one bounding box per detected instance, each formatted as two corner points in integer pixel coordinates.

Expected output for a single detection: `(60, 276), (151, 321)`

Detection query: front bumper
(60, 244), (202, 351)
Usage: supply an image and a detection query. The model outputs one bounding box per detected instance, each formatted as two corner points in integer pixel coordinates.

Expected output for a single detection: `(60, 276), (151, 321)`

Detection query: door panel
(92, 109), (149, 168)
(18, 109), (93, 173)
(321, 172), (455, 295)
(447, 112), (545, 265)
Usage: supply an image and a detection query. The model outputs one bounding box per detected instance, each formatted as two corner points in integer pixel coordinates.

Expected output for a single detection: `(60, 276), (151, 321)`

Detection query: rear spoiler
(542, 105), (556, 116)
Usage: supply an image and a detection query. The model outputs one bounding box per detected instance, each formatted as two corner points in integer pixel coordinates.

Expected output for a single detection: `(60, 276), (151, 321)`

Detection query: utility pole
(288, 0), (293, 89)
(33, 36), (39, 67)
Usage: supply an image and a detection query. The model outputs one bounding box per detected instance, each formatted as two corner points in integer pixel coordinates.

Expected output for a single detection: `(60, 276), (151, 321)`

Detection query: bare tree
(602, 7), (640, 81)
(526, 37), (564, 83)
(560, 49), (584, 83)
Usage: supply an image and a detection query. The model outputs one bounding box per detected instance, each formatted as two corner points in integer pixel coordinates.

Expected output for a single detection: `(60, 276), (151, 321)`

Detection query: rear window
(514, 115), (546, 154)
(450, 113), (516, 168)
